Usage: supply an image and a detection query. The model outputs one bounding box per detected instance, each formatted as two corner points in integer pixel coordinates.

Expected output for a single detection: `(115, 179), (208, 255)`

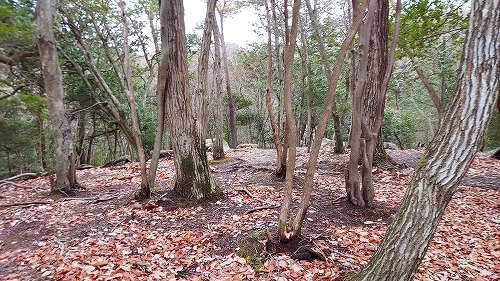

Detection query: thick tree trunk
(36, 0), (76, 193)
(163, 0), (220, 200)
(347, 0), (377, 207)
(212, 14), (225, 160)
(351, 1), (500, 279)
(119, 1), (150, 200)
(348, 0), (401, 206)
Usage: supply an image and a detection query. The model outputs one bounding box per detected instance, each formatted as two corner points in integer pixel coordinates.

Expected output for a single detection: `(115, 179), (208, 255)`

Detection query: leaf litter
(0, 145), (499, 280)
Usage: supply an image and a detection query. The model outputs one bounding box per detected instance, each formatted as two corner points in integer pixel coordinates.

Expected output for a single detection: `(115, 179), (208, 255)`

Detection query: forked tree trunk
(279, 0), (371, 241)
(36, 0), (77, 193)
(351, 1), (500, 279)
(119, 1), (150, 200)
(347, 0), (401, 207)
(278, 0), (301, 242)
(162, 0), (220, 200)
(347, 0), (376, 207)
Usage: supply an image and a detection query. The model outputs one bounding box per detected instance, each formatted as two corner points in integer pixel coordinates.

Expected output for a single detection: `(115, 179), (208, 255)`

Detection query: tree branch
(0, 48), (39, 66)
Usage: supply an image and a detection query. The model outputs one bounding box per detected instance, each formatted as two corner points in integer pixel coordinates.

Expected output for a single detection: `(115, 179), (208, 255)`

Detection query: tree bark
(36, 0), (76, 193)
(347, 0), (377, 207)
(163, 0), (220, 200)
(351, 1), (500, 279)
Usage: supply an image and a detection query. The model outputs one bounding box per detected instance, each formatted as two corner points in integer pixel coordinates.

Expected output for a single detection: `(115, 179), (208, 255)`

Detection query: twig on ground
(0, 173), (37, 183)
(244, 205), (280, 215)
(0, 201), (51, 208)
(332, 196), (345, 204)
(111, 216), (130, 233)
(0, 181), (41, 191)
(60, 196), (118, 203)
(235, 188), (274, 205)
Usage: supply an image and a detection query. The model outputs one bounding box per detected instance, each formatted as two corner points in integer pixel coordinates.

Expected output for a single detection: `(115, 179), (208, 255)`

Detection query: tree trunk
(217, 7), (238, 149)
(304, 0), (343, 153)
(280, 0), (371, 241)
(36, 0), (76, 193)
(163, 0), (220, 200)
(348, 0), (401, 206)
(119, 1), (150, 200)
(347, 0), (377, 207)
(278, 0), (301, 242)
(264, 0), (283, 167)
(212, 12), (225, 160)
(351, 1), (500, 279)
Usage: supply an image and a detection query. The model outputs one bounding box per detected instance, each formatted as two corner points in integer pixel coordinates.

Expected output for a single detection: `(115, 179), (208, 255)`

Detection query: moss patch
(237, 230), (268, 272)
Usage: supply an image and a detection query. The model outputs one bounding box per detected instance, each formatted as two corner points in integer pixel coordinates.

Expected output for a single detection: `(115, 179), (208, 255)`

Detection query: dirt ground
(0, 145), (499, 280)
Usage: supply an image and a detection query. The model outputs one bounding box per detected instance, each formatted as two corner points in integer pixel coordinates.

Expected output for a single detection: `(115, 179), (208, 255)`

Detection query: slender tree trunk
(147, 40), (167, 189)
(278, 0), (302, 242)
(218, 7), (238, 148)
(414, 62), (443, 120)
(119, 1), (150, 199)
(76, 116), (86, 164)
(163, 0), (220, 200)
(264, 0), (283, 167)
(36, 0), (76, 193)
(279, 0), (371, 241)
(304, 0), (343, 153)
(212, 13), (225, 160)
(351, 1), (500, 279)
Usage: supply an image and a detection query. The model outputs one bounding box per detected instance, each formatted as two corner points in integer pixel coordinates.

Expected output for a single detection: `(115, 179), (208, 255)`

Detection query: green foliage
(0, 95), (46, 178)
(0, 0), (36, 47)
(398, 0), (468, 59)
(485, 110), (500, 151)
(382, 108), (419, 149)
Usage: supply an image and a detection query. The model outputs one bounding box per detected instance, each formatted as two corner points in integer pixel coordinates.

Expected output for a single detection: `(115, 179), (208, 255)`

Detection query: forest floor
(0, 144), (499, 281)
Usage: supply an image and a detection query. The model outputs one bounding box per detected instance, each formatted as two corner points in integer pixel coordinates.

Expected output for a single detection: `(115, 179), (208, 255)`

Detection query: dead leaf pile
(0, 147), (498, 280)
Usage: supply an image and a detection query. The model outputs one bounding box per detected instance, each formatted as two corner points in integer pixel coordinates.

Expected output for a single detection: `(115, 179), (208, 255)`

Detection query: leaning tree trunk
(304, 0), (344, 153)
(36, 0), (76, 193)
(119, 1), (150, 200)
(163, 0), (220, 200)
(351, 1), (500, 279)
